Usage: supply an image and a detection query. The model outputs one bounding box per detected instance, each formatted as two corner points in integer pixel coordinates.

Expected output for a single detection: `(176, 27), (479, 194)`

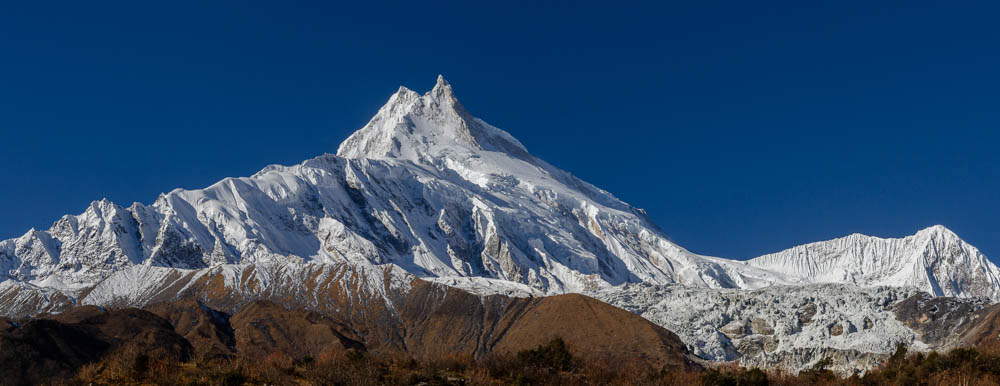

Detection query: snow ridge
(1, 75), (810, 297)
(747, 225), (1000, 300)
(1, 76), (999, 373)
(1, 77), (997, 301)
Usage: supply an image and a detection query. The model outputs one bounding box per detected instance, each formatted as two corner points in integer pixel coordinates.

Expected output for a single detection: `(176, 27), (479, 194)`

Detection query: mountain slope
(2, 75), (999, 374)
(0, 76), (798, 299)
(1, 276), (698, 385)
(3, 260), (697, 365)
(747, 225), (1000, 300)
(0, 308), (192, 384)
(1, 76), (998, 304)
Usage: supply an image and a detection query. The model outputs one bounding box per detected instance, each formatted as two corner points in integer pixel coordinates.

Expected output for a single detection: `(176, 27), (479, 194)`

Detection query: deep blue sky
(1, 1), (997, 260)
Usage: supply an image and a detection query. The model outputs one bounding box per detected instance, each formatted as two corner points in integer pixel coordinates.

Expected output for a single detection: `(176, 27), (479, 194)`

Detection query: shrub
(701, 367), (768, 386)
(515, 337), (577, 372)
(70, 334), (1000, 386)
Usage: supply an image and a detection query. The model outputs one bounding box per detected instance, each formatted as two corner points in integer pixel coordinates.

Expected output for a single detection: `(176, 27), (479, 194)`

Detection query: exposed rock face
(953, 304), (1000, 347)
(721, 320), (749, 339)
(893, 292), (991, 348)
(751, 318), (774, 335)
(799, 304), (818, 325)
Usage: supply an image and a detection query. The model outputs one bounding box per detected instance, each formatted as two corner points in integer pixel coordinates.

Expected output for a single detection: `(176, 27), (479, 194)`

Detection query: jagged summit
(429, 74), (456, 101)
(916, 224), (957, 237)
(2, 76), (999, 318)
(336, 76), (531, 163)
(846, 225), (954, 238)
(3, 78), (1000, 376)
(747, 224), (1000, 299)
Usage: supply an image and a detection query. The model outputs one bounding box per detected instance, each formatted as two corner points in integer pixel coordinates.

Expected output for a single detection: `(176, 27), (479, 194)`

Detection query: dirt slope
(0, 308), (191, 384)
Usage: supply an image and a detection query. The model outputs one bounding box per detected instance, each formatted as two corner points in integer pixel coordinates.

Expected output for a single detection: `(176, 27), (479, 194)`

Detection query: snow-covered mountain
(747, 226), (1000, 300)
(0, 75), (792, 298)
(1, 76), (997, 302)
(2, 76), (999, 373)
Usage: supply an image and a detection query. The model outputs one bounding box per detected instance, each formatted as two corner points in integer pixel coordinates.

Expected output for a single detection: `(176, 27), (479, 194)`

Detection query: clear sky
(1, 1), (997, 261)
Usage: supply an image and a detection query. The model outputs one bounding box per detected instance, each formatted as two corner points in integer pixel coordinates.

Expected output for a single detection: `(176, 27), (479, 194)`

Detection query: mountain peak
(431, 74), (452, 95)
(746, 224), (1000, 299)
(427, 74), (465, 116)
(336, 76), (531, 162)
(916, 224), (957, 237)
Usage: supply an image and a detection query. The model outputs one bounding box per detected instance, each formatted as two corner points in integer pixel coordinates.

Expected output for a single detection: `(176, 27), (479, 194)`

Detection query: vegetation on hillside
(62, 338), (1000, 385)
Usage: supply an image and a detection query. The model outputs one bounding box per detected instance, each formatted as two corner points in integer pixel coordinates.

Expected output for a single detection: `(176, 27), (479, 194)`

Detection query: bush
(70, 334), (1000, 386)
(515, 337), (577, 372)
(701, 367), (768, 386)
